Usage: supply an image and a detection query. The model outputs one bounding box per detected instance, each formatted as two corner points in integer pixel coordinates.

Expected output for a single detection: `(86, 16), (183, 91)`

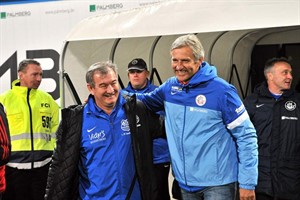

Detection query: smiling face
(87, 68), (119, 114)
(267, 61), (293, 94)
(171, 46), (202, 83)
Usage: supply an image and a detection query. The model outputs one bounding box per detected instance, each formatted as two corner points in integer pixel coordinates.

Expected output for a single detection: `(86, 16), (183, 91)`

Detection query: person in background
(132, 34), (258, 200)
(45, 61), (162, 200)
(244, 57), (300, 200)
(0, 103), (11, 200)
(0, 59), (59, 200)
(123, 58), (171, 200)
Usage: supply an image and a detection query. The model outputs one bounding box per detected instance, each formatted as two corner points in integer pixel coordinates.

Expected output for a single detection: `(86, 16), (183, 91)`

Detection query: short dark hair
(264, 57), (291, 78)
(18, 59), (40, 72)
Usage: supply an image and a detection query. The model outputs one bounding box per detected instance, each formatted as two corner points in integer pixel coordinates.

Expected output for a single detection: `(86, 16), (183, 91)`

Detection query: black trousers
(172, 179), (182, 200)
(256, 192), (292, 200)
(154, 162), (171, 200)
(3, 163), (50, 200)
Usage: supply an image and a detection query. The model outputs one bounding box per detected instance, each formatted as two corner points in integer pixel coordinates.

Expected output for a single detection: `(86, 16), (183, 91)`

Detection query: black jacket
(45, 95), (160, 200)
(244, 82), (300, 199)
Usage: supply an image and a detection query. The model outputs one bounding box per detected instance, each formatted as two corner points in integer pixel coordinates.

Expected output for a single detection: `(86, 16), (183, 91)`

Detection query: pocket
(7, 112), (24, 133)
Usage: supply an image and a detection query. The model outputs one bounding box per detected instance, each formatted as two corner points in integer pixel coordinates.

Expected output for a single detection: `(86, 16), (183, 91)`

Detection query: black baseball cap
(127, 58), (147, 71)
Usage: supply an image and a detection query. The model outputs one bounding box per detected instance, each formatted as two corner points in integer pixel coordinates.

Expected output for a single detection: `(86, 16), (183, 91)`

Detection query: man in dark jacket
(45, 61), (161, 200)
(244, 57), (300, 200)
(123, 58), (171, 200)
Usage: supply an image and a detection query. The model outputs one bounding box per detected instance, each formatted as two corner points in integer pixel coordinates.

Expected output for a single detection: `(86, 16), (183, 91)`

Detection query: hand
(239, 188), (255, 200)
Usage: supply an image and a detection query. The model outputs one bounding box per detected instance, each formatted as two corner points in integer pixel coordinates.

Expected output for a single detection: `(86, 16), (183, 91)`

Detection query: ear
(18, 71), (23, 79)
(198, 57), (204, 64)
(195, 57), (203, 66)
(87, 84), (94, 95)
(266, 72), (273, 81)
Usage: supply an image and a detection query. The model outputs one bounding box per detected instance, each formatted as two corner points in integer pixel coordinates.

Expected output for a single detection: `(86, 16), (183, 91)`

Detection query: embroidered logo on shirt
(195, 95), (206, 106)
(285, 101), (296, 111)
(190, 107), (208, 113)
(89, 130), (106, 144)
(121, 119), (130, 131)
(281, 116), (298, 120)
(87, 126), (96, 133)
(256, 104), (264, 108)
(171, 86), (183, 95)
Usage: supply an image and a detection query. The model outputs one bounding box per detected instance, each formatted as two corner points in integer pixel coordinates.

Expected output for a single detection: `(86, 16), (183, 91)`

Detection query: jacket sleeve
(243, 94), (258, 119)
(122, 89), (165, 139)
(124, 95), (159, 200)
(149, 110), (165, 139)
(230, 116), (258, 190)
(0, 103), (11, 166)
(223, 87), (258, 190)
(45, 105), (83, 200)
(136, 84), (165, 113)
(50, 98), (60, 148)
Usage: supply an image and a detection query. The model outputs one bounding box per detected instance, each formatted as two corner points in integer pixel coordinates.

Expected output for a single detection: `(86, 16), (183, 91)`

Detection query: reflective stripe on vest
(7, 157), (51, 169)
(10, 132), (56, 141)
(8, 150), (53, 169)
(10, 132), (56, 152)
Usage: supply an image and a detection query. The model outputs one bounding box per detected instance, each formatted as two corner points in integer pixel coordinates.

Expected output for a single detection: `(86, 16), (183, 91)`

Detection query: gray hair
(170, 34), (205, 60)
(18, 59), (41, 72)
(86, 61), (118, 88)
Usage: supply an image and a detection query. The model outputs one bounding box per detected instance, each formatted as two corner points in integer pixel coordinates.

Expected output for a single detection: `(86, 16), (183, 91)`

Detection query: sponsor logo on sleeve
(235, 104), (245, 114)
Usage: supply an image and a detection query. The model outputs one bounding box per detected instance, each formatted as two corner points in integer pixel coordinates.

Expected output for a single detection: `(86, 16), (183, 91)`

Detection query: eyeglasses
(128, 70), (144, 74)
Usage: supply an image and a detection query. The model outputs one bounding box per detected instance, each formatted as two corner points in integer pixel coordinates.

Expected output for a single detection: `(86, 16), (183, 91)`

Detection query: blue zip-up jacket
(79, 95), (140, 199)
(45, 94), (161, 200)
(138, 62), (258, 190)
(123, 80), (170, 164)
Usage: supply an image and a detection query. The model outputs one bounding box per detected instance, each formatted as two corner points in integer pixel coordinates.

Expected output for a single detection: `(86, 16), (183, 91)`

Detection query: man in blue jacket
(135, 34), (258, 200)
(45, 61), (162, 200)
(123, 58), (171, 200)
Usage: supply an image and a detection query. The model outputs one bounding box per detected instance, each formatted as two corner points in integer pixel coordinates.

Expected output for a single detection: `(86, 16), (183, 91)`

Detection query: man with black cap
(123, 58), (171, 200)
(125, 58), (153, 91)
